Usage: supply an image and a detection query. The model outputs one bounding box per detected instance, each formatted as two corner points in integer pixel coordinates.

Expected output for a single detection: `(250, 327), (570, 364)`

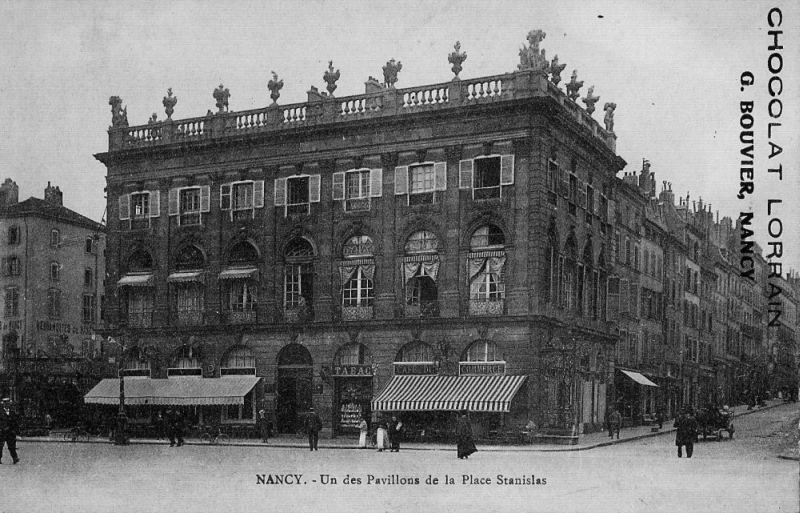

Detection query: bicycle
(62, 426), (91, 442)
(199, 426), (230, 445)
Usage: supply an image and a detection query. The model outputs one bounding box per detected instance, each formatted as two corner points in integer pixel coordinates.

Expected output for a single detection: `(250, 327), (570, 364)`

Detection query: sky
(1, 0), (798, 272)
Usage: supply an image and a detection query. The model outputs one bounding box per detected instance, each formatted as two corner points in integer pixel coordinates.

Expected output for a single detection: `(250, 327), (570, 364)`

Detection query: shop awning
(218, 267), (258, 280)
(117, 273), (154, 287)
(83, 376), (260, 406)
(372, 375), (527, 413)
(167, 271), (204, 283)
(619, 369), (658, 387)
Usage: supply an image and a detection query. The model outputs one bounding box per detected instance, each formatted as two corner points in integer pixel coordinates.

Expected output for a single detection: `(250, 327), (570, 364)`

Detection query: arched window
(221, 347), (256, 375)
(342, 235), (374, 259)
(168, 345), (202, 377)
(340, 235), (375, 319)
(462, 340), (500, 362)
(404, 230), (438, 254)
(284, 238), (314, 319)
(228, 241), (259, 265)
(175, 245), (205, 270)
(128, 249), (153, 271)
(50, 229), (60, 247)
(470, 225), (505, 251)
(396, 341), (435, 362)
(335, 343), (367, 365)
(121, 347), (151, 378)
(278, 343), (313, 367)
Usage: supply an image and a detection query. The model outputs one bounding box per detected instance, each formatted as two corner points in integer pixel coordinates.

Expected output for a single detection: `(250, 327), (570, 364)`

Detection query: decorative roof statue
(518, 29), (549, 71)
(382, 59), (402, 88)
(213, 84), (230, 112)
(565, 70), (584, 102)
(550, 55), (566, 85)
(448, 41), (467, 79)
(581, 86), (600, 114)
(323, 61), (340, 96)
(268, 71), (284, 105)
(148, 113), (158, 124)
(603, 102), (617, 132)
(108, 96), (128, 128)
(162, 88), (177, 119)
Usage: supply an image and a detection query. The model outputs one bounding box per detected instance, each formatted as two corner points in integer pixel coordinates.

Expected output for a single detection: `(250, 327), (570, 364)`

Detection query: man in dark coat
(258, 409), (270, 443)
(674, 408), (698, 458)
(167, 409), (185, 447)
(0, 398), (20, 464)
(456, 411), (477, 460)
(303, 407), (322, 451)
(389, 415), (403, 452)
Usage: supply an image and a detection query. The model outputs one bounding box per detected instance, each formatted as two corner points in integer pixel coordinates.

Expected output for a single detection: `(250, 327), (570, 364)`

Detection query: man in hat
(0, 398), (20, 464)
(303, 407), (322, 451)
(258, 409), (270, 443)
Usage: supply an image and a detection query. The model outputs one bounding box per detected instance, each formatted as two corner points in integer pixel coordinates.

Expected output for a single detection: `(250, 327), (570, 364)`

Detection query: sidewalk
(21, 400), (787, 453)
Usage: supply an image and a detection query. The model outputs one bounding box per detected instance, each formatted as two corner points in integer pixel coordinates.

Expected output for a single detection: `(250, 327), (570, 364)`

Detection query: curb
(18, 401), (790, 453)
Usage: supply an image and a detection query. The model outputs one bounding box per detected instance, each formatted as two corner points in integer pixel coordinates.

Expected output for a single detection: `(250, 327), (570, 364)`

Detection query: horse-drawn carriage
(696, 405), (735, 441)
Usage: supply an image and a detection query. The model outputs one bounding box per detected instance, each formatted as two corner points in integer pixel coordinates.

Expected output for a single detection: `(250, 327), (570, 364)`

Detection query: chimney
(0, 178), (19, 208)
(659, 181), (674, 206)
(44, 181), (63, 206)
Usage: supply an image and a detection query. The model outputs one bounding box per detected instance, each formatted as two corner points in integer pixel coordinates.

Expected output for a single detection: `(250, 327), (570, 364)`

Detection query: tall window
(48, 289), (62, 319)
(287, 176), (310, 215)
(84, 268), (93, 288)
(220, 181), (264, 220)
(342, 268), (374, 307)
(82, 294), (95, 323)
(229, 281), (256, 312)
(284, 238), (314, 312)
(179, 188), (202, 225)
(7, 226), (19, 246)
(404, 231), (439, 314)
(50, 229), (60, 247)
(85, 236), (94, 253)
(409, 164), (435, 205)
(4, 287), (18, 318)
(340, 235), (375, 314)
(345, 170), (370, 212)
(50, 262), (60, 282)
(127, 289), (154, 327)
(3, 256), (19, 276)
(473, 157), (501, 199)
(131, 193), (150, 218)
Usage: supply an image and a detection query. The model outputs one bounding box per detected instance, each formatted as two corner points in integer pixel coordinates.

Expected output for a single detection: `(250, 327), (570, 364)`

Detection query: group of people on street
(369, 415), (404, 452)
(163, 408), (185, 447)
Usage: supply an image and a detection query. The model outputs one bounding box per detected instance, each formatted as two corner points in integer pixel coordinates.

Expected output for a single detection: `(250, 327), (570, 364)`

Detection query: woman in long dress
(456, 411), (477, 459)
(376, 417), (389, 452)
(358, 416), (369, 449)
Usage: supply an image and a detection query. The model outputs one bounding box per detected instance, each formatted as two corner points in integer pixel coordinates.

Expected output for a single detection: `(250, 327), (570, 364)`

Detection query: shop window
(82, 294), (95, 324)
(221, 347), (256, 376)
(4, 287), (18, 318)
(224, 391), (255, 421)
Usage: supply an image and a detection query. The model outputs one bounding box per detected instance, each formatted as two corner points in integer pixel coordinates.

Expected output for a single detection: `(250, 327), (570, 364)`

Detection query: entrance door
(276, 344), (314, 434)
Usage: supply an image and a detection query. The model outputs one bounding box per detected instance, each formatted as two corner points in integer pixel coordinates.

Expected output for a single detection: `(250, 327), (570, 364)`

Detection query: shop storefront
(613, 368), (658, 424)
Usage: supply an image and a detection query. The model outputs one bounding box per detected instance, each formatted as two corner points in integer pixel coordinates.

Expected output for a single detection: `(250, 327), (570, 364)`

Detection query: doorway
(276, 344), (313, 434)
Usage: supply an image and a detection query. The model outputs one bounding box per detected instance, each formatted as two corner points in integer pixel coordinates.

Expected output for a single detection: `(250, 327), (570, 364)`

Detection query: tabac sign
(459, 361), (506, 375)
(332, 364), (374, 377)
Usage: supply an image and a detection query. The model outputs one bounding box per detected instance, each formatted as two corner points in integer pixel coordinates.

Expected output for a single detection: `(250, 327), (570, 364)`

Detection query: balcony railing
(225, 310), (257, 325)
(341, 305), (373, 321)
(284, 305), (312, 323)
(469, 299), (504, 316)
(173, 309), (204, 326)
(404, 301), (440, 318)
(107, 70), (616, 154)
(127, 311), (154, 328)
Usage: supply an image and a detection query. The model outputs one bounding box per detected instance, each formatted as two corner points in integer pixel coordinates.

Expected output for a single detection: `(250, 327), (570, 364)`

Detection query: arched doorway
(276, 343), (313, 433)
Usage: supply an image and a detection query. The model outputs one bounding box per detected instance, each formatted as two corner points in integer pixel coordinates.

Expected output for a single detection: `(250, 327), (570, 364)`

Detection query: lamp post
(108, 337), (129, 445)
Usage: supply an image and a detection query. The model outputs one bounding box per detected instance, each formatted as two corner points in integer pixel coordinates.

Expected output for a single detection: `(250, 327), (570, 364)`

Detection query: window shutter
(578, 184), (587, 210)
(253, 180), (265, 208)
(200, 185), (211, 212)
(434, 162), (447, 191)
(168, 188), (179, 216)
(149, 190), (160, 218)
(394, 166), (408, 195)
(118, 194), (130, 220)
(274, 178), (286, 206)
(459, 159), (473, 189)
(309, 175), (321, 203)
(500, 155), (514, 185)
(369, 168), (383, 198)
(332, 172), (345, 200)
(220, 184), (232, 210)
(559, 169), (569, 197)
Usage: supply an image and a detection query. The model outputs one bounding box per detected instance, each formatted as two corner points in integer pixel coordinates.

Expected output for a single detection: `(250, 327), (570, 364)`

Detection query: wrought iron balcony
(404, 300), (440, 318)
(126, 311), (154, 328)
(341, 305), (373, 321)
(225, 309), (257, 325)
(469, 299), (504, 316)
(172, 309), (204, 327)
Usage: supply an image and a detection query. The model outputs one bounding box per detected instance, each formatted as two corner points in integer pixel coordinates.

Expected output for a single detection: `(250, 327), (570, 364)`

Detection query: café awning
(372, 375), (527, 413)
(218, 267), (258, 280)
(83, 376), (260, 406)
(166, 271), (204, 283)
(117, 273), (154, 287)
(618, 369), (658, 387)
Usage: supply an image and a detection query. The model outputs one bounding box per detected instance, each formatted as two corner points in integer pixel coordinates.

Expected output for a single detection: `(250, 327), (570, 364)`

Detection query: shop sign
(459, 361), (506, 375)
(394, 362), (439, 375)
(332, 364), (374, 377)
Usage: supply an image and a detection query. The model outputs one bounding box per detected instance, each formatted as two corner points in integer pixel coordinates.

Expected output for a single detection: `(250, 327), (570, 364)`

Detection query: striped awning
(218, 267), (258, 280)
(167, 271), (204, 283)
(117, 273), (154, 287)
(372, 375), (527, 413)
(619, 369), (658, 387)
(83, 376), (260, 406)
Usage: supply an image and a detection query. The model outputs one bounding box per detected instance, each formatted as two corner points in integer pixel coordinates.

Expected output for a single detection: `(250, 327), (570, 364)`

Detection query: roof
(0, 197), (104, 231)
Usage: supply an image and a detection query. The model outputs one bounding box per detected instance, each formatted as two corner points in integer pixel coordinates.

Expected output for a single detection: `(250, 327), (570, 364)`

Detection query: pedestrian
(303, 407), (322, 451)
(604, 407), (612, 438)
(389, 415), (403, 452)
(456, 411), (477, 460)
(167, 409), (185, 447)
(609, 408), (622, 439)
(655, 407), (664, 430)
(0, 398), (20, 464)
(44, 412), (54, 432)
(674, 407), (698, 458)
(153, 410), (165, 440)
(258, 409), (270, 443)
(375, 416), (389, 452)
(357, 416), (369, 449)
(165, 408), (176, 446)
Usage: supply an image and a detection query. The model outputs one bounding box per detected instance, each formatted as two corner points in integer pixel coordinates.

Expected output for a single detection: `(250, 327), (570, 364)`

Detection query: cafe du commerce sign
(332, 364), (374, 377)
(458, 361), (506, 375)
